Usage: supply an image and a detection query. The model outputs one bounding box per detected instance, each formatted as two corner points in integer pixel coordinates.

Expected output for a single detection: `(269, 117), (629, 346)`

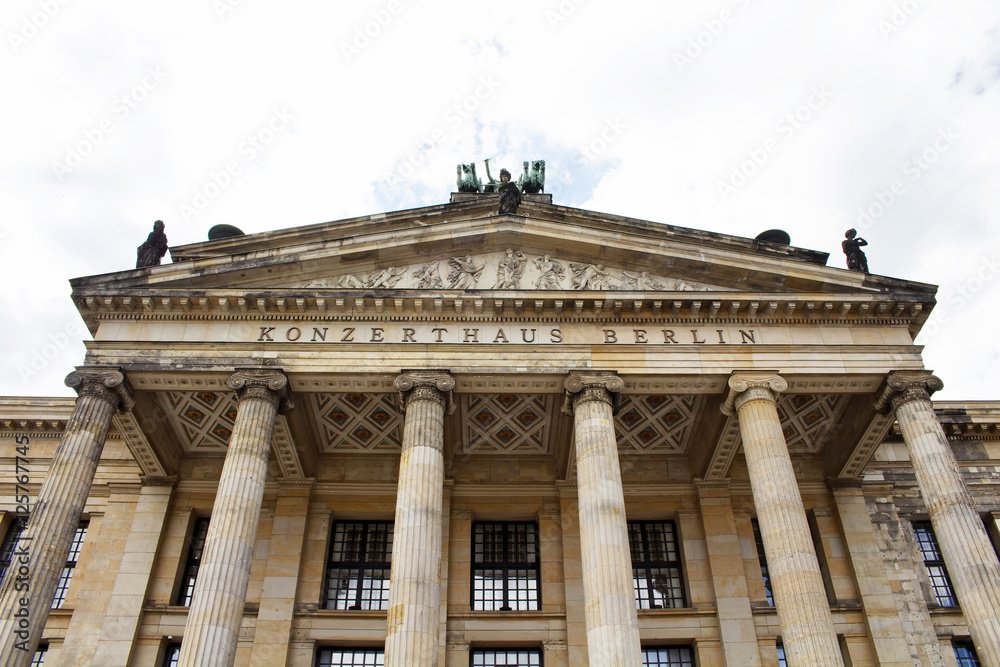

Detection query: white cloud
(1, 0), (998, 398)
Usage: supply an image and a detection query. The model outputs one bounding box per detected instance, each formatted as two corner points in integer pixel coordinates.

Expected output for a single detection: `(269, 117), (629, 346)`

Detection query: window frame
(640, 645), (695, 666)
(29, 643), (47, 667)
(315, 647), (385, 666)
(176, 517), (210, 606)
(0, 516), (29, 583)
(51, 521), (88, 609)
(629, 520), (687, 610)
(912, 521), (958, 608)
(323, 520), (393, 611)
(471, 521), (541, 612)
(469, 647), (543, 666)
(162, 642), (181, 667)
(953, 639), (981, 667)
(751, 518), (774, 606)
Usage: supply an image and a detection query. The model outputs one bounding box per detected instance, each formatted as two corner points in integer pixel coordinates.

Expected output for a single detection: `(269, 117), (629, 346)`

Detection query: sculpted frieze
(295, 250), (722, 291)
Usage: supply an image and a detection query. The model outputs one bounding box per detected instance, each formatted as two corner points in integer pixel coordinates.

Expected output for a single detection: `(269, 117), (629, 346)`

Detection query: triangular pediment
(71, 198), (934, 303)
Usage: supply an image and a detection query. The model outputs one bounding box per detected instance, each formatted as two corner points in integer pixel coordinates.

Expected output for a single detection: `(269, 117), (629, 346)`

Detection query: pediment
(72, 200), (935, 305)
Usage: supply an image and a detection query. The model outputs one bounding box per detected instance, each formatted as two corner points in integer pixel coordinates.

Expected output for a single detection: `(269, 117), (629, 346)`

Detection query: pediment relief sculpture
(298, 250), (723, 291)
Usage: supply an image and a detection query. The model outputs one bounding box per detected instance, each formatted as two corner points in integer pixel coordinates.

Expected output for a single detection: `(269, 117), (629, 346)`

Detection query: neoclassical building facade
(1, 192), (999, 666)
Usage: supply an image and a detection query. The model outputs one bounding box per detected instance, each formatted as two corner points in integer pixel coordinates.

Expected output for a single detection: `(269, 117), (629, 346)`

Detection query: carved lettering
(691, 329), (706, 344)
(432, 327), (447, 342)
(341, 327), (355, 342)
(662, 329), (678, 343)
(402, 328), (416, 342)
(370, 327), (385, 342)
(311, 327), (328, 342)
(550, 328), (562, 343)
(521, 328), (537, 343)
(286, 327), (302, 341)
(634, 329), (647, 343)
(258, 327), (275, 341)
(716, 329), (726, 344)
(493, 329), (509, 343)
(604, 330), (618, 343)
(464, 328), (479, 343)
(740, 329), (756, 344)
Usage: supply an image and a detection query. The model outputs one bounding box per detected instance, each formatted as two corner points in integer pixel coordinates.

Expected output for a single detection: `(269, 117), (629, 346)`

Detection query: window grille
(324, 521), (393, 611)
(177, 518), (210, 606)
(472, 522), (540, 611)
(51, 522), (88, 609)
(912, 521), (958, 607)
(629, 521), (686, 609)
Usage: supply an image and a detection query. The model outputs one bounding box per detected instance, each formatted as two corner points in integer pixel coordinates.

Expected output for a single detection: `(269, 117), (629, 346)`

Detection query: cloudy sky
(2, 1), (998, 400)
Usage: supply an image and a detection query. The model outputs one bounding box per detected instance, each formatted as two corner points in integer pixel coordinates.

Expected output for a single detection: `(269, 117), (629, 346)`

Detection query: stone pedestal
(384, 370), (453, 667)
(178, 369), (291, 667)
(563, 371), (642, 667)
(877, 371), (1000, 665)
(722, 372), (843, 667)
(0, 367), (132, 667)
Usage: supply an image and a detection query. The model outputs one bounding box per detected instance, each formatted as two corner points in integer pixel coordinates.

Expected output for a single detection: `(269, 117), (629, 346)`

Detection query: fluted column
(722, 372), (843, 667)
(384, 370), (454, 667)
(178, 369), (291, 667)
(876, 371), (1000, 664)
(563, 371), (642, 667)
(0, 367), (132, 666)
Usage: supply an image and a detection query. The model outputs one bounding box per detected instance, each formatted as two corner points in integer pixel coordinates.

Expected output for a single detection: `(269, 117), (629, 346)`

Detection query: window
(912, 521), (957, 607)
(52, 521), (88, 609)
(29, 643), (47, 666)
(0, 516), (28, 583)
(776, 641), (786, 667)
(470, 648), (541, 666)
(751, 518), (774, 606)
(953, 640), (981, 667)
(324, 521), (393, 611)
(177, 518), (210, 606)
(472, 522), (540, 611)
(315, 648), (384, 666)
(629, 521), (685, 609)
(162, 643), (181, 667)
(642, 646), (694, 666)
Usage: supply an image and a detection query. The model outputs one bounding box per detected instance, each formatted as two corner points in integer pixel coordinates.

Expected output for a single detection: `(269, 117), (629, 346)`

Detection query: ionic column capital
(562, 371), (624, 415)
(227, 368), (293, 413)
(721, 371), (787, 416)
(874, 370), (943, 415)
(65, 366), (134, 412)
(394, 369), (455, 414)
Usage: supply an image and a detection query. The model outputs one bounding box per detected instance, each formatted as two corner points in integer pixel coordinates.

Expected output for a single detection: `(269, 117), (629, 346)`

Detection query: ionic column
(876, 371), (1000, 663)
(384, 370), (454, 667)
(178, 369), (292, 667)
(722, 372), (843, 667)
(563, 372), (642, 667)
(0, 367), (132, 667)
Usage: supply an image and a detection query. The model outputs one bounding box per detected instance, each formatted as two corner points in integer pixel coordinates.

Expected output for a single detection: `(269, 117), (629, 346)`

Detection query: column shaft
(880, 372), (1000, 665)
(384, 371), (452, 667)
(178, 369), (290, 667)
(0, 368), (131, 667)
(724, 373), (843, 667)
(564, 372), (642, 667)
